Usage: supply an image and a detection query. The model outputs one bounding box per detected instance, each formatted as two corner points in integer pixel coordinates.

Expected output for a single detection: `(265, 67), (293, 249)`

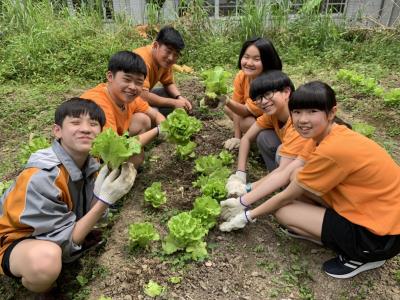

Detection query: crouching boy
(0, 98), (136, 293)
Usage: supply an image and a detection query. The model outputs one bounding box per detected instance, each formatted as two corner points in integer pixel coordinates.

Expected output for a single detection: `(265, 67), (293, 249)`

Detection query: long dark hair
(238, 37), (282, 72)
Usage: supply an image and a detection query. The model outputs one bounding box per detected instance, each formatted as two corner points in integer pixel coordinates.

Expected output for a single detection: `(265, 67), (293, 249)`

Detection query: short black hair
(289, 81), (352, 128)
(238, 37), (282, 71)
(289, 81), (336, 113)
(108, 51), (147, 77)
(156, 25), (185, 51)
(55, 97), (106, 128)
(250, 70), (295, 100)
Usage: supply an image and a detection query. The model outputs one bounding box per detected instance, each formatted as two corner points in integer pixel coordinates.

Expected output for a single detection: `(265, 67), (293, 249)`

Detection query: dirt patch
(1, 77), (399, 300)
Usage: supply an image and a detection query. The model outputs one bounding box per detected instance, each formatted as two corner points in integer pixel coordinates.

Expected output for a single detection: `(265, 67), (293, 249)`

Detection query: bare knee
(239, 116), (255, 134)
(29, 243), (62, 280)
(129, 113), (151, 136)
(274, 206), (292, 228)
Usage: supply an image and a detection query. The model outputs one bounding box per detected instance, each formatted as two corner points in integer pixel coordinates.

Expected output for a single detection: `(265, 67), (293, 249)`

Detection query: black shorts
(321, 208), (400, 262)
(1, 236), (35, 279)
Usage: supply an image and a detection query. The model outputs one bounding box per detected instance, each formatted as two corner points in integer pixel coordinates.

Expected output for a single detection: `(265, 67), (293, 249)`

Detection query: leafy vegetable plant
(19, 135), (50, 165)
(144, 182), (167, 208)
(352, 122), (376, 138)
(194, 154), (223, 175)
(162, 212), (208, 261)
(144, 280), (165, 297)
(128, 222), (160, 250)
(219, 150), (234, 166)
(384, 88), (400, 106)
(336, 69), (383, 96)
(200, 177), (227, 201)
(160, 108), (202, 145)
(191, 196), (221, 229)
(176, 141), (197, 160)
(90, 128), (141, 170)
(201, 66), (231, 95)
(201, 66), (232, 108)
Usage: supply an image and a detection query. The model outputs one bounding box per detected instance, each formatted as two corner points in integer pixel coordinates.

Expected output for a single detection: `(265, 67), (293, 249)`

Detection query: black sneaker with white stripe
(323, 255), (386, 279)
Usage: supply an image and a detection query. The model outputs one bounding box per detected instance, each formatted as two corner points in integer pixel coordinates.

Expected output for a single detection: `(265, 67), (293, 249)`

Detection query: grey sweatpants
(256, 129), (281, 172)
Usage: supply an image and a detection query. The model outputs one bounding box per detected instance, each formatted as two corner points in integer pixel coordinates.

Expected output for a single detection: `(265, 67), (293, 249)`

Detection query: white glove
(157, 124), (167, 140)
(226, 171), (247, 196)
(220, 197), (248, 221)
(219, 211), (255, 232)
(93, 164), (110, 196)
(94, 162), (137, 205)
(223, 137), (240, 150)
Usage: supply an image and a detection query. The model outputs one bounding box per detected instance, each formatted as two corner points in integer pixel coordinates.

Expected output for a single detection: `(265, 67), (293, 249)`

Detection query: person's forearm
(141, 90), (175, 107)
(243, 168), (290, 205)
(237, 138), (251, 171)
(72, 200), (108, 245)
(249, 180), (303, 219)
(164, 83), (180, 98)
(227, 101), (251, 117)
(138, 127), (158, 146)
(154, 112), (166, 125)
(233, 114), (242, 138)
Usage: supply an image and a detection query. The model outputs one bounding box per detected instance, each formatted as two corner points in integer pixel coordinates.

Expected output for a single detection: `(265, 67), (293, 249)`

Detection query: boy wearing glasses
(134, 26), (192, 116)
(224, 71), (310, 200)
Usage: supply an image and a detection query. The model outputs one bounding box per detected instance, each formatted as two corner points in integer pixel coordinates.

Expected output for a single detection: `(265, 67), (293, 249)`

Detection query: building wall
(110, 0), (399, 27)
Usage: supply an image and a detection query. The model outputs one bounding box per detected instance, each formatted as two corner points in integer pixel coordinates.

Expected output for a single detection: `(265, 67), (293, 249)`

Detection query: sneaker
(323, 255), (386, 279)
(279, 227), (323, 245)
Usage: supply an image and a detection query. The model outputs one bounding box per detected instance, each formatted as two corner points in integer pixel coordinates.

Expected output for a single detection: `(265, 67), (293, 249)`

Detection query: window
(322, 0), (347, 14)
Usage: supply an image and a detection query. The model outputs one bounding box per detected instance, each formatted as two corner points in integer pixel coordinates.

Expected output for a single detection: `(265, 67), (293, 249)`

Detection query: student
(226, 71), (308, 198)
(134, 25), (192, 116)
(220, 81), (400, 279)
(81, 51), (165, 167)
(0, 98), (137, 293)
(81, 50), (165, 136)
(223, 37), (282, 153)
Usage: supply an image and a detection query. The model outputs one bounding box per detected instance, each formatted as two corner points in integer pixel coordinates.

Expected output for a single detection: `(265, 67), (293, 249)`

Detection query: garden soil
(1, 77), (399, 300)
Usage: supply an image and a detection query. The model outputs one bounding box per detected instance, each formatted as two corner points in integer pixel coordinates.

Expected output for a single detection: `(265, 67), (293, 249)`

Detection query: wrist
(245, 210), (255, 223)
(239, 196), (250, 208)
(245, 183), (252, 193)
(94, 193), (112, 206)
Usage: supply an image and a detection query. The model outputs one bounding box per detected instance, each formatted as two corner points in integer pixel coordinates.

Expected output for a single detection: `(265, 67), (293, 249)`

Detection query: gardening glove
(156, 124), (167, 140)
(223, 137), (240, 151)
(220, 197), (249, 221)
(226, 171), (247, 196)
(93, 164), (110, 196)
(94, 162), (137, 206)
(219, 211), (255, 232)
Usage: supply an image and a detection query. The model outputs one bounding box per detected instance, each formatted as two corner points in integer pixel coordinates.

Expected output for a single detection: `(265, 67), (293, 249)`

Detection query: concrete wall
(110, 0), (400, 27)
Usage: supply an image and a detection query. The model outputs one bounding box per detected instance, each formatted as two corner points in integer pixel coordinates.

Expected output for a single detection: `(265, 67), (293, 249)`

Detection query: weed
(253, 244), (265, 253)
(256, 259), (278, 272)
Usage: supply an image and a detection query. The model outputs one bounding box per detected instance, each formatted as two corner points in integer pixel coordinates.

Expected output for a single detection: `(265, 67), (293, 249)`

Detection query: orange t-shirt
(232, 71), (263, 117)
(256, 114), (309, 159)
(297, 125), (400, 235)
(81, 83), (149, 135)
(134, 44), (174, 90)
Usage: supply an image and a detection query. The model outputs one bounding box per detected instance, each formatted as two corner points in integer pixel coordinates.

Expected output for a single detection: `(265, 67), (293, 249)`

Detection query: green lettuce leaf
(128, 222), (160, 249)
(144, 280), (165, 297)
(144, 182), (167, 208)
(90, 128), (141, 170)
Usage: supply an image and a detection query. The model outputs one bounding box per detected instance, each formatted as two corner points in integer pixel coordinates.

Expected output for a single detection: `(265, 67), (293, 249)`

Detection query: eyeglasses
(254, 91), (275, 104)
